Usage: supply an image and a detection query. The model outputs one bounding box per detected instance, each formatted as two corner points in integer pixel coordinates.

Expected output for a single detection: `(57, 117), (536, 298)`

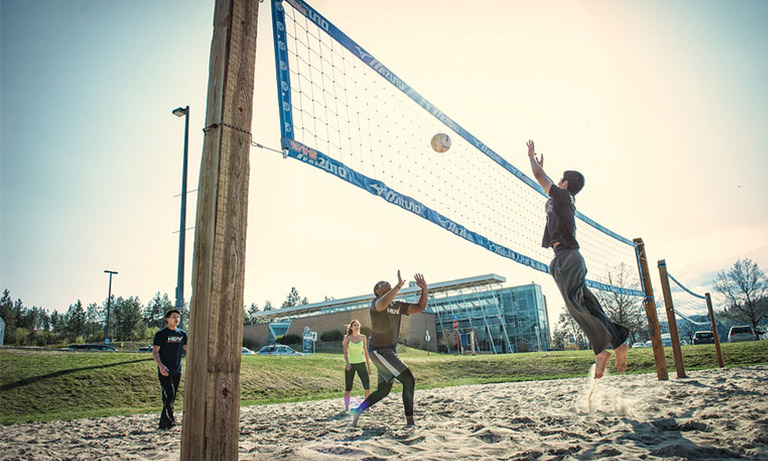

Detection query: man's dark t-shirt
(153, 327), (187, 374)
(368, 300), (409, 350)
(541, 184), (579, 250)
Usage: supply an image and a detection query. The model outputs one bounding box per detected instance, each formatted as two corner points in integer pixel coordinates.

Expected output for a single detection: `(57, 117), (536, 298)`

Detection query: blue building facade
(250, 274), (550, 354)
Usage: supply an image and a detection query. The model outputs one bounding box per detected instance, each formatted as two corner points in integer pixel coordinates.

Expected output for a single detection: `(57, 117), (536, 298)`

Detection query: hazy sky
(2, 0), (767, 323)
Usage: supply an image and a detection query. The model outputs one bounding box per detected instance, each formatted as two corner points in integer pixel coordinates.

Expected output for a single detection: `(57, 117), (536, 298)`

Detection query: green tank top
(347, 337), (365, 364)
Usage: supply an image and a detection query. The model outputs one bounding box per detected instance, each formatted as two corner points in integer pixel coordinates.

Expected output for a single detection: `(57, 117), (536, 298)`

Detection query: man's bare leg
(594, 350), (611, 378)
(615, 343), (629, 373)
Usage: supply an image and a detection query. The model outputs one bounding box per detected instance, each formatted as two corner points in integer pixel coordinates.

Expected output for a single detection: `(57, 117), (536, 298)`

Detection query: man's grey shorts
(368, 346), (409, 384)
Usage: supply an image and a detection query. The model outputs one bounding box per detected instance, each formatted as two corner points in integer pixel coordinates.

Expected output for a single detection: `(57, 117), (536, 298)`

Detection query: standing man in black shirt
(527, 140), (629, 378)
(152, 309), (188, 429)
(349, 270), (428, 427)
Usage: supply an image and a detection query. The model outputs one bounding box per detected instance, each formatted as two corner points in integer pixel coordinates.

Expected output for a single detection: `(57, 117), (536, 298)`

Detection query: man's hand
(396, 270), (404, 288)
(527, 139), (543, 167)
(346, 363), (351, 371)
(159, 365), (170, 377)
(414, 273), (427, 290)
(527, 139), (552, 194)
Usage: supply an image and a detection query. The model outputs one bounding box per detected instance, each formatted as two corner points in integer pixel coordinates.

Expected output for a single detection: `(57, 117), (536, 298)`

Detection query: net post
(633, 238), (668, 380)
(657, 259), (686, 378)
(181, 0), (259, 459)
(705, 292), (725, 368)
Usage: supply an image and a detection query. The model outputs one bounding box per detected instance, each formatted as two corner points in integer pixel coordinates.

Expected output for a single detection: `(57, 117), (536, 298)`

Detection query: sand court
(2, 365), (766, 460)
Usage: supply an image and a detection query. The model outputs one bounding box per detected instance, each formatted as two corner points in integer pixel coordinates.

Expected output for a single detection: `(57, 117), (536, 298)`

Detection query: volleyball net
(268, 0), (642, 297)
(661, 272), (710, 325)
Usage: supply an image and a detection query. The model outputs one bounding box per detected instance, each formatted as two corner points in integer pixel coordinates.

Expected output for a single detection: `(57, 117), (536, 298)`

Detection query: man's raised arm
(527, 139), (554, 195)
(406, 273), (428, 314)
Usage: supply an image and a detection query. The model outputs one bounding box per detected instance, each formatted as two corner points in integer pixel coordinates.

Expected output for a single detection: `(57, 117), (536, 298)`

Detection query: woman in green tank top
(342, 319), (371, 411)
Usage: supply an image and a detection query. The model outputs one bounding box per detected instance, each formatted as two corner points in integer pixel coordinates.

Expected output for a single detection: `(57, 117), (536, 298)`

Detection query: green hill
(2, 341), (766, 424)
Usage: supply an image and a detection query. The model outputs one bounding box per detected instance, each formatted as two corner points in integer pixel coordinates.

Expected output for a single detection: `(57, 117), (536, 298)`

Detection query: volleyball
(430, 133), (451, 153)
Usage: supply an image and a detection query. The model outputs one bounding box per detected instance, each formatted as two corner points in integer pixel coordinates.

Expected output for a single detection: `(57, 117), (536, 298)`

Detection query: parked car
(660, 333), (672, 347)
(256, 345), (304, 356)
(631, 342), (645, 348)
(137, 346), (153, 352)
(242, 347), (255, 355)
(692, 331), (715, 345)
(728, 325), (757, 342)
(68, 344), (117, 352)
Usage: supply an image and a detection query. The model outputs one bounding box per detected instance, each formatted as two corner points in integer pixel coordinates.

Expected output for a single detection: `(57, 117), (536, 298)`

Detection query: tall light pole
(104, 270), (118, 343)
(172, 105), (190, 327)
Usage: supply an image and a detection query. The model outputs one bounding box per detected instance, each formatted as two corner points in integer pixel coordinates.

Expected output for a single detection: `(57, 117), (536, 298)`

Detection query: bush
(276, 334), (301, 345)
(320, 330), (343, 342)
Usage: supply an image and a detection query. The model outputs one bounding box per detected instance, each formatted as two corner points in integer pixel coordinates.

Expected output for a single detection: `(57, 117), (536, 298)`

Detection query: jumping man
(527, 140), (629, 378)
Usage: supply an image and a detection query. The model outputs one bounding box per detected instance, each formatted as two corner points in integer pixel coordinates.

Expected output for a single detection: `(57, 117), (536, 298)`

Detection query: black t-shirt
(368, 300), (409, 350)
(541, 184), (579, 250)
(153, 327), (187, 374)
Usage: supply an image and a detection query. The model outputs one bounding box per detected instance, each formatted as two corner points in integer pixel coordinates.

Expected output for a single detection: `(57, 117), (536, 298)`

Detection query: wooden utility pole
(181, 0), (259, 459)
(705, 293), (725, 368)
(657, 259), (686, 378)
(633, 238), (668, 380)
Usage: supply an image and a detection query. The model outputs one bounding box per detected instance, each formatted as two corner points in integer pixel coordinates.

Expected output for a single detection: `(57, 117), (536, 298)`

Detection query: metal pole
(104, 270), (118, 343)
(174, 105), (190, 329)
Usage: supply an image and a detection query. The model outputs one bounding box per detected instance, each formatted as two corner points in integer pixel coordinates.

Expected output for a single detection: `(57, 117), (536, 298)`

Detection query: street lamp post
(104, 270), (118, 343)
(172, 106), (190, 327)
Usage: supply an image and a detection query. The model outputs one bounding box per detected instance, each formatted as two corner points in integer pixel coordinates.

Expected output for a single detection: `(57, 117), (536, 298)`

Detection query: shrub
(320, 330), (343, 342)
(276, 334), (301, 345)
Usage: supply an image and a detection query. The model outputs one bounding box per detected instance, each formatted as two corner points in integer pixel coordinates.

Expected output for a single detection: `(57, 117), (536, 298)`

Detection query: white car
(631, 342), (645, 348)
(728, 326), (757, 342)
(256, 345), (304, 356)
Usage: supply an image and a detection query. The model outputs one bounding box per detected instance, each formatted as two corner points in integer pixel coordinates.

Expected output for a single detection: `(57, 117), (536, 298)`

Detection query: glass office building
(251, 274), (549, 354)
(417, 277), (549, 353)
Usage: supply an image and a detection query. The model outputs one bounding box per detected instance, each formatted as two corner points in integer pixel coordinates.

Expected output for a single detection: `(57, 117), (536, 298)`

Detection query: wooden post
(633, 238), (668, 380)
(705, 293), (725, 368)
(657, 260), (686, 378)
(181, 0), (259, 460)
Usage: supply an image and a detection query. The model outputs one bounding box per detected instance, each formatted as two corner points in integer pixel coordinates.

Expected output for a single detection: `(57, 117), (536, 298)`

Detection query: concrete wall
(243, 308), (438, 352)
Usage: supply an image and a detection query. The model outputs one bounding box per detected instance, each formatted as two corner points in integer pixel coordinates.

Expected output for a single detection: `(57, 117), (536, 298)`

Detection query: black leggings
(358, 368), (415, 417)
(345, 362), (370, 391)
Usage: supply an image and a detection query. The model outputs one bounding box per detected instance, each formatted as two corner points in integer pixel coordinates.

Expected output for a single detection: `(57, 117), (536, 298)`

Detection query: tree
(244, 302), (260, 324)
(112, 296), (144, 341)
(85, 302), (102, 341)
(65, 300), (86, 341)
(145, 292), (172, 328)
(262, 300), (273, 312)
(594, 263), (647, 344)
(281, 287), (303, 309)
(714, 258), (768, 333)
(552, 311), (588, 350)
(0, 289), (15, 337)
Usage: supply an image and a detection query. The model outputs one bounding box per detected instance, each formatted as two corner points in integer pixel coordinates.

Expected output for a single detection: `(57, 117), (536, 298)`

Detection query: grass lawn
(1, 340), (766, 424)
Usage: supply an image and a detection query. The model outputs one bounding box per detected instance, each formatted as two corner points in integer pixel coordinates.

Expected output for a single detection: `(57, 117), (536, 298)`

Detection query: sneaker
(347, 408), (361, 427)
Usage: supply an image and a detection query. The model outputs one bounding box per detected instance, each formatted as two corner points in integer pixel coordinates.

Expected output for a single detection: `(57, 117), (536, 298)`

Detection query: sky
(1, 0), (767, 324)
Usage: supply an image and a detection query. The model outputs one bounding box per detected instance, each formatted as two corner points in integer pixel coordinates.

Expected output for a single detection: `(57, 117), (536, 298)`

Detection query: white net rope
(273, 0), (641, 294)
(659, 273), (709, 324)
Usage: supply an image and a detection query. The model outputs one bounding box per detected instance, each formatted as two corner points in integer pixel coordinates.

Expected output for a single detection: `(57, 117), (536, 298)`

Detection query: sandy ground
(2, 365), (767, 460)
